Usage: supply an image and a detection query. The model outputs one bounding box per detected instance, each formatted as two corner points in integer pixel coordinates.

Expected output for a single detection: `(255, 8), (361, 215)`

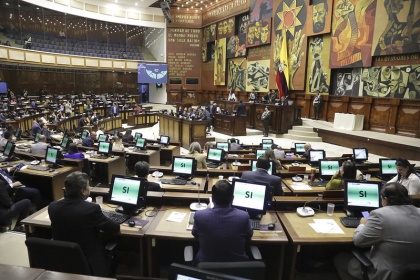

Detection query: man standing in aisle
(261, 106), (271, 137)
(313, 93), (322, 120)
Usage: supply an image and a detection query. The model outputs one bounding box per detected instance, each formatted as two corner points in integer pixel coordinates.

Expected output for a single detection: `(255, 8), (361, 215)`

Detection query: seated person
(302, 143), (312, 158)
(30, 135), (50, 155)
(388, 158), (420, 195)
(31, 120), (41, 136)
(121, 129), (134, 143)
(241, 157), (283, 195)
(248, 90), (257, 102)
(192, 180), (252, 263)
(63, 143), (85, 159)
(82, 131), (96, 147)
(48, 172), (120, 277)
(112, 136), (125, 152)
(272, 144), (285, 159)
(227, 91), (237, 102)
(95, 126), (104, 140)
(326, 160), (363, 190)
(0, 179), (30, 232)
(186, 142), (207, 169)
(134, 161), (162, 192)
(334, 182), (420, 280)
(261, 149), (281, 171)
(0, 131), (13, 152)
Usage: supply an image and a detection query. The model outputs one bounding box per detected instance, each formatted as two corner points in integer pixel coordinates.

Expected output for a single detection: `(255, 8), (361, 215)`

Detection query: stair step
(287, 130), (319, 137)
(292, 126), (314, 132)
(283, 134), (323, 142)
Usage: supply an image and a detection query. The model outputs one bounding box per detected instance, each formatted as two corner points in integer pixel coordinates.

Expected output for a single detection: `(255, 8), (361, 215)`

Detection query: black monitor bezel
(261, 138), (273, 144)
(250, 159), (275, 175)
(45, 147), (59, 165)
(60, 136), (70, 149)
(134, 132), (143, 139)
(160, 135), (170, 145)
(319, 159), (341, 178)
(231, 178), (271, 218)
(353, 148), (368, 162)
(97, 134), (109, 142)
(81, 131), (89, 139)
(255, 149), (266, 159)
(261, 143), (272, 150)
(34, 133), (40, 142)
(135, 138), (147, 149)
(379, 158), (398, 177)
(15, 128), (21, 139)
(216, 142), (230, 152)
(309, 150), (326, 165)
(294, 142), (306, 153)
(344, 180), (382, 216)
(3, 141), (15, 158)
(97, 141), (112, 155)
(206, 147), (225, 163)
(108, 174), (146, 212)
(171, 156), (197, 178)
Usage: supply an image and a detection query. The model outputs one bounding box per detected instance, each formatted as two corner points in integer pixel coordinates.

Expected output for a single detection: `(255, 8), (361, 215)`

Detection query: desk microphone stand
(190, 182), (207, 211)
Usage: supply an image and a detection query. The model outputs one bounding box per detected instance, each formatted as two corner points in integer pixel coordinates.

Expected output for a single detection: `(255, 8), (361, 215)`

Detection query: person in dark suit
(335, 182), (420, 280)
(236, 100), (246, 116)
(110, 102), (119, 117)
(241, 157), (283, 195)
(261, 106), (271, 137)
(31, 120), (41, 136)
(134, 161), (162, 192)
(48, 172), (120, 276)
(82, 131), (96, 147)
(192, 180), (252, 263)
(0, 179), (30, 232)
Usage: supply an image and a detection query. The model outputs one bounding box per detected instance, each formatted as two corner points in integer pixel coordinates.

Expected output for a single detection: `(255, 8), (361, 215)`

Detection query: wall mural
(273, 0), (308, 90)
(330, 0), (376, 68)
(246, 59), (270, 92)
(237, 14), (250, 34)
(217, 17), (235, 40)
(226, 34), (247, 59)
(214, 38), (226, 85)
(331, 68), (361, 97)
(228, 58), (247, 91)
(306, 0), (332, 36)
(246, 18), (273, 48)
(250, 0), (273, 22)
(306, 35), (331, 94)
(372, 0), (420, 56)
(361, 65), (420, 99)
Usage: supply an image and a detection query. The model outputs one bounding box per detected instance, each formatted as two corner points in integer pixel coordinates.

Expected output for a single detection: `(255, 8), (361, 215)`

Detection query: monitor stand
(116, 206), (143, 216)
(48, 163), (60, 169)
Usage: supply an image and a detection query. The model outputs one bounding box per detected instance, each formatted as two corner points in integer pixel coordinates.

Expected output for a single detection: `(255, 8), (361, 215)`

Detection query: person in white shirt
(388, 158), (420, 195)
(227, 91), (237, 102)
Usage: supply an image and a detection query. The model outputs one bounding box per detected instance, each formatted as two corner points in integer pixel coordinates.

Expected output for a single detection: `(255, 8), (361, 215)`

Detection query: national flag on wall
(276, 30), (289, 98)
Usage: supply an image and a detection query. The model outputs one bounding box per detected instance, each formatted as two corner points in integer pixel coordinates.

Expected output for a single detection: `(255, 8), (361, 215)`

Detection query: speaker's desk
(21, 204), (155, 277)
(144, 208), (287, 279)
(86, 154), (126, 185)
(15, 166), (80, 201)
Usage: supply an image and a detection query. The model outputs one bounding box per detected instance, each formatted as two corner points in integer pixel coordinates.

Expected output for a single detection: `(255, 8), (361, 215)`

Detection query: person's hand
(289, 30), (305, 89)
(359, 217), (367, 225)
(12, 181), (23, 188)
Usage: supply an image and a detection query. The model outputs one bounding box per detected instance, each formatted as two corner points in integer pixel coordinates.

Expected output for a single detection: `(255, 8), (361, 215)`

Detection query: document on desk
(291, 183), (312, 190)
(309, 219), (344, 234)
(166, 211), (187, 223)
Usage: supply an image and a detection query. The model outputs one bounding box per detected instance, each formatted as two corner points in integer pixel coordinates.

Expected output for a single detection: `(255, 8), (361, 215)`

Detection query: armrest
(184, 245), (194, 262)
(250, 245), (262, 260)
(351, 249), (372, 268)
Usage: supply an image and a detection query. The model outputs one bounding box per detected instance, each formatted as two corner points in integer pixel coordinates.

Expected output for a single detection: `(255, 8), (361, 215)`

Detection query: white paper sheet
(309, 219), (345, 234)
(166, 212), (186, 223)
(290, 183), (312, 190)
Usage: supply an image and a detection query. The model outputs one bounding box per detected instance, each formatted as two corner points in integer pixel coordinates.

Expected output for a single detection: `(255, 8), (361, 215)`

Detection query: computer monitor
(113, 129), (119, 136)
(344, 180), (382, 217)
(261, 139), (273, 144)
(353, 148), (368, 162)
(227, 138), (240, 144)
(60, 136), (70, 150)
(309, 150), (325, 166)
(216, 142), (229, 152)
(294, 143), (306, 154)
(169, 263), (248, 280)
(319, 160), (340, 179)
(3, 141), (15, 158)
(98, 141), (112, 157)
(81, 131), (89, 139)
(250, 159), (275, 175)
(261, 143), (272, 150)
(134, 132), (142, 140)
(379, 158), (398, 178)
(232, 178), (271, 219)
(97, 134), (108, 142)
(135, 138), (147, 150)
(108, 175), (146, 215)
(160, 135), (170, 146)
(15, 128), (21, 139)
(206, 147), (225, 163)
(255, 149), (266, 159)
(34, 133), (40, 143)
(171, 156), (197, 180)
(45, 147), (60, 168)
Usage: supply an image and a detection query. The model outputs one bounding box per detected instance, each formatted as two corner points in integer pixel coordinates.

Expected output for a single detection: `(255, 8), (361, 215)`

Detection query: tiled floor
(2, 102), (418, 279)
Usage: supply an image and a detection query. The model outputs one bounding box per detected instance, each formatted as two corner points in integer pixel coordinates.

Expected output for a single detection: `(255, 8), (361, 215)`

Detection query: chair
(25, 237), (92, 275)
(184, 245), (265, 280)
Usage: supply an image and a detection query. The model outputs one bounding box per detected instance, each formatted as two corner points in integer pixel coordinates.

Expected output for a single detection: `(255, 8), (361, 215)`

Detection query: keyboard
(250, 219), (260, 230)
(91, 155), (108, 159)
(309, 181), (328, 187)
(160, 178), (188, 185)
(101, 209), (130, 224)
(340, 217), (361, 228)
(207, 162), (221, 168)
(27, 165), (49, 171)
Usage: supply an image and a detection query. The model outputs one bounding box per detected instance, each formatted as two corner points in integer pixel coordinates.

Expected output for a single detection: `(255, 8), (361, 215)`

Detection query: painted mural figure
(228, 59), (246, 91)
(308, 37), (329, 93)
(312, 0), (328, 33)
(247, 62), (269, 91)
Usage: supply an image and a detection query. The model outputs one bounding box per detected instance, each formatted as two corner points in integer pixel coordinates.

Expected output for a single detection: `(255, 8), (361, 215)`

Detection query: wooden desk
(282, 178), (326, 196)
(127, 112), (159, 127)
(0, 264), (44, 280)
(87, 155), (125, 185)
(125, 149), (160, 171)
(159, 145), (180, 165)
(213, 114), (247, 136)
(279, 212), (354, 280)
(144, 208), (287, 279)
(15, 166), (79, 201)
(148, 175), (207, 193)
(37, 270), (114, 280)
(21, 204), (155, 277)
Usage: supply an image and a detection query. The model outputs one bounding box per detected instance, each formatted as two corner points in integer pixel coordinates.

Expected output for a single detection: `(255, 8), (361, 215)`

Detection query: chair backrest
(197, 261), (266, 280)
(82, 158), (91, 177)
(25, 237), (91, 275)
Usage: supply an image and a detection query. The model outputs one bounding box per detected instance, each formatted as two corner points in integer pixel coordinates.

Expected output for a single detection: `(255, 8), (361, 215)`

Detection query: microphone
(190, 181), (207, 211)
(296, 197), (318, 217)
